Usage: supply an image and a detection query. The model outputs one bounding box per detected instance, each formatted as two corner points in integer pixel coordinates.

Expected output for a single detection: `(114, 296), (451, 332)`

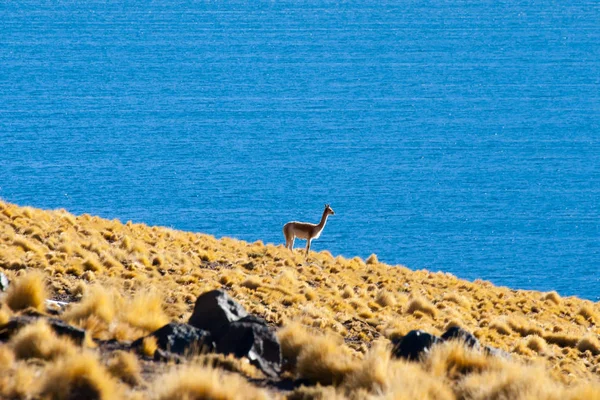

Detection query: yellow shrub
(6, 270), (47, 312)
(296, 333), (358, 385)
(10, 319), (77, 361)
(406, 296), (437, 319)
(154, 365), (268, 400)
(64, 285), (116, 324)
(278, 322), (313, 367)
(121, 290), (169, 332)
(39, 352), (119, 400)
(107, 351), (141, 386)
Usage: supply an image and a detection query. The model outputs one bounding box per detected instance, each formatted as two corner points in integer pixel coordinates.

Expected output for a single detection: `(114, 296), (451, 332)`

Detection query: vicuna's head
(324, 204), (335, 216)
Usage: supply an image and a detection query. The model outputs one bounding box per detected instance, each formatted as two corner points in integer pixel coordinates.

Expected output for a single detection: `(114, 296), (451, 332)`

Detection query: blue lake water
(1, 2), (598, 299)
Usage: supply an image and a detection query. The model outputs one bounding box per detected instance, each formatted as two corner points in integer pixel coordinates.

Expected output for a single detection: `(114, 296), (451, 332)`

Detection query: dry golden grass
(375, 289), (396, 308)
(0, 361), (37, 399)
(295, 332), (359, 385)
(64, 285), (116, 324)
(241, 276), (262, 290)
(2, 200), (600, 399)
(576, 335), (600, 355)
(106, 350), (142, 386)
(39, 352), (119, 400)
(153, 365), (268, 400)
(121, 289), (169, 332)
(278, 321), (314, 366)
(10, 319), (77, 361)
(141, 336), (158, 358)
(576, 304), (598, 324)
(0, 345), (14, 367)
(0, 306), (11, 326)
(526, 335), (548, 354)
(365, 253), (378, 265)
(192, 353), (263, 379)
(543, 291), (562, 305)
(425, 340), (499, 381)
(288, 385), (348, 400)
(343, 340), (392, 393)
(405, 296), (438, 318)
(5, 270), (47, 311)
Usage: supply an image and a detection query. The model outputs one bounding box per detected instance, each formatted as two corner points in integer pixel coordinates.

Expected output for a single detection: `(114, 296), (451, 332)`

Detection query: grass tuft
(82, 257), (103, 273)
(344, 340), (391, 393)
(576, 304), (597, 324)
(39, 352), (118, 400)
(406, 296), (437, 319)
(0, 306), (12, 327)
(542, 291), (561, 305)
(6, 270), (47, 312)
(0, 362), (37, 399)
(10, 319), (77, 361)
(122, 290), (169, 332)
(375, 290), (396, 308)
(106, 350), (142, 386)
(154, 365), (268, 400)
(426, 340), (496, 381)
(543, 332), (579, 348)
(0, 346), (15, 367)
(64, 285), (116, 324)
(241, 276), (262, 290)
(295, 333), (358, 385)
(278, 322), (313, 367)
(576, 335), (600, 355)
(141, 336), (158, 357)
(489, 319), (512, 335)
(365, 254), (378, 265)
(456, 363), (566, 400)
(526, 335), (547, 354)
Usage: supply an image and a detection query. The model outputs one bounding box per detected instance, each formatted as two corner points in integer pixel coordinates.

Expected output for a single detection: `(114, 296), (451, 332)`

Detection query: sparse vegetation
(0, 200), (600, 398)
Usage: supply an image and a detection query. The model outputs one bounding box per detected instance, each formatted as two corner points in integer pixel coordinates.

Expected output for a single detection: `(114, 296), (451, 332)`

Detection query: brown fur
(283, 204), (335, 257)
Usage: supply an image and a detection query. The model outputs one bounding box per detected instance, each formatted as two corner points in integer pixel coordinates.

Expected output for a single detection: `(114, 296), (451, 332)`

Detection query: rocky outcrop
(188, 289), (248, 337)
(132, 322), (215, 356)
(135, 290), (284, 377)
(391, 330), (441, 361)
(217, 315), (282, 378)
(441, 326), (480, 349)
(392, 326), (508, 361)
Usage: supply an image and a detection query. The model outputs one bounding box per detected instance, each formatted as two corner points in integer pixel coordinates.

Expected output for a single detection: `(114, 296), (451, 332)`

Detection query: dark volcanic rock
(188, 290), (248, 337)
(441, 326), (480, 349)
(217, 317), (282, 378)
(185, 290), (282, 377)
(133, 323), (214, 356)
(0, 316), (86, 344)
(391, 330), (441, 361)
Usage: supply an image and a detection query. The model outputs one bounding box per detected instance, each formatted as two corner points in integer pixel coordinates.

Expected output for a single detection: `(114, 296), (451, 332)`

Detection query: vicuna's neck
(317, 209), (329, 229)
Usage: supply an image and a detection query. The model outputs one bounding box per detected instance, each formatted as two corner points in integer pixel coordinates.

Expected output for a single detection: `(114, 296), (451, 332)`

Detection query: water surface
(1, 1), (598, 298)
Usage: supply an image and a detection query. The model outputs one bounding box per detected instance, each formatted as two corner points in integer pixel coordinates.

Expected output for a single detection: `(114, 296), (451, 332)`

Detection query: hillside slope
(0, 200), (599, 399)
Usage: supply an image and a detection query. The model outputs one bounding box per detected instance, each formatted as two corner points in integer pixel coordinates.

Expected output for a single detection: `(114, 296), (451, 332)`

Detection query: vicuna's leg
(283, 226), (292, 250)
(305, 239), (311, 257)
(286, 237), (295, 250)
